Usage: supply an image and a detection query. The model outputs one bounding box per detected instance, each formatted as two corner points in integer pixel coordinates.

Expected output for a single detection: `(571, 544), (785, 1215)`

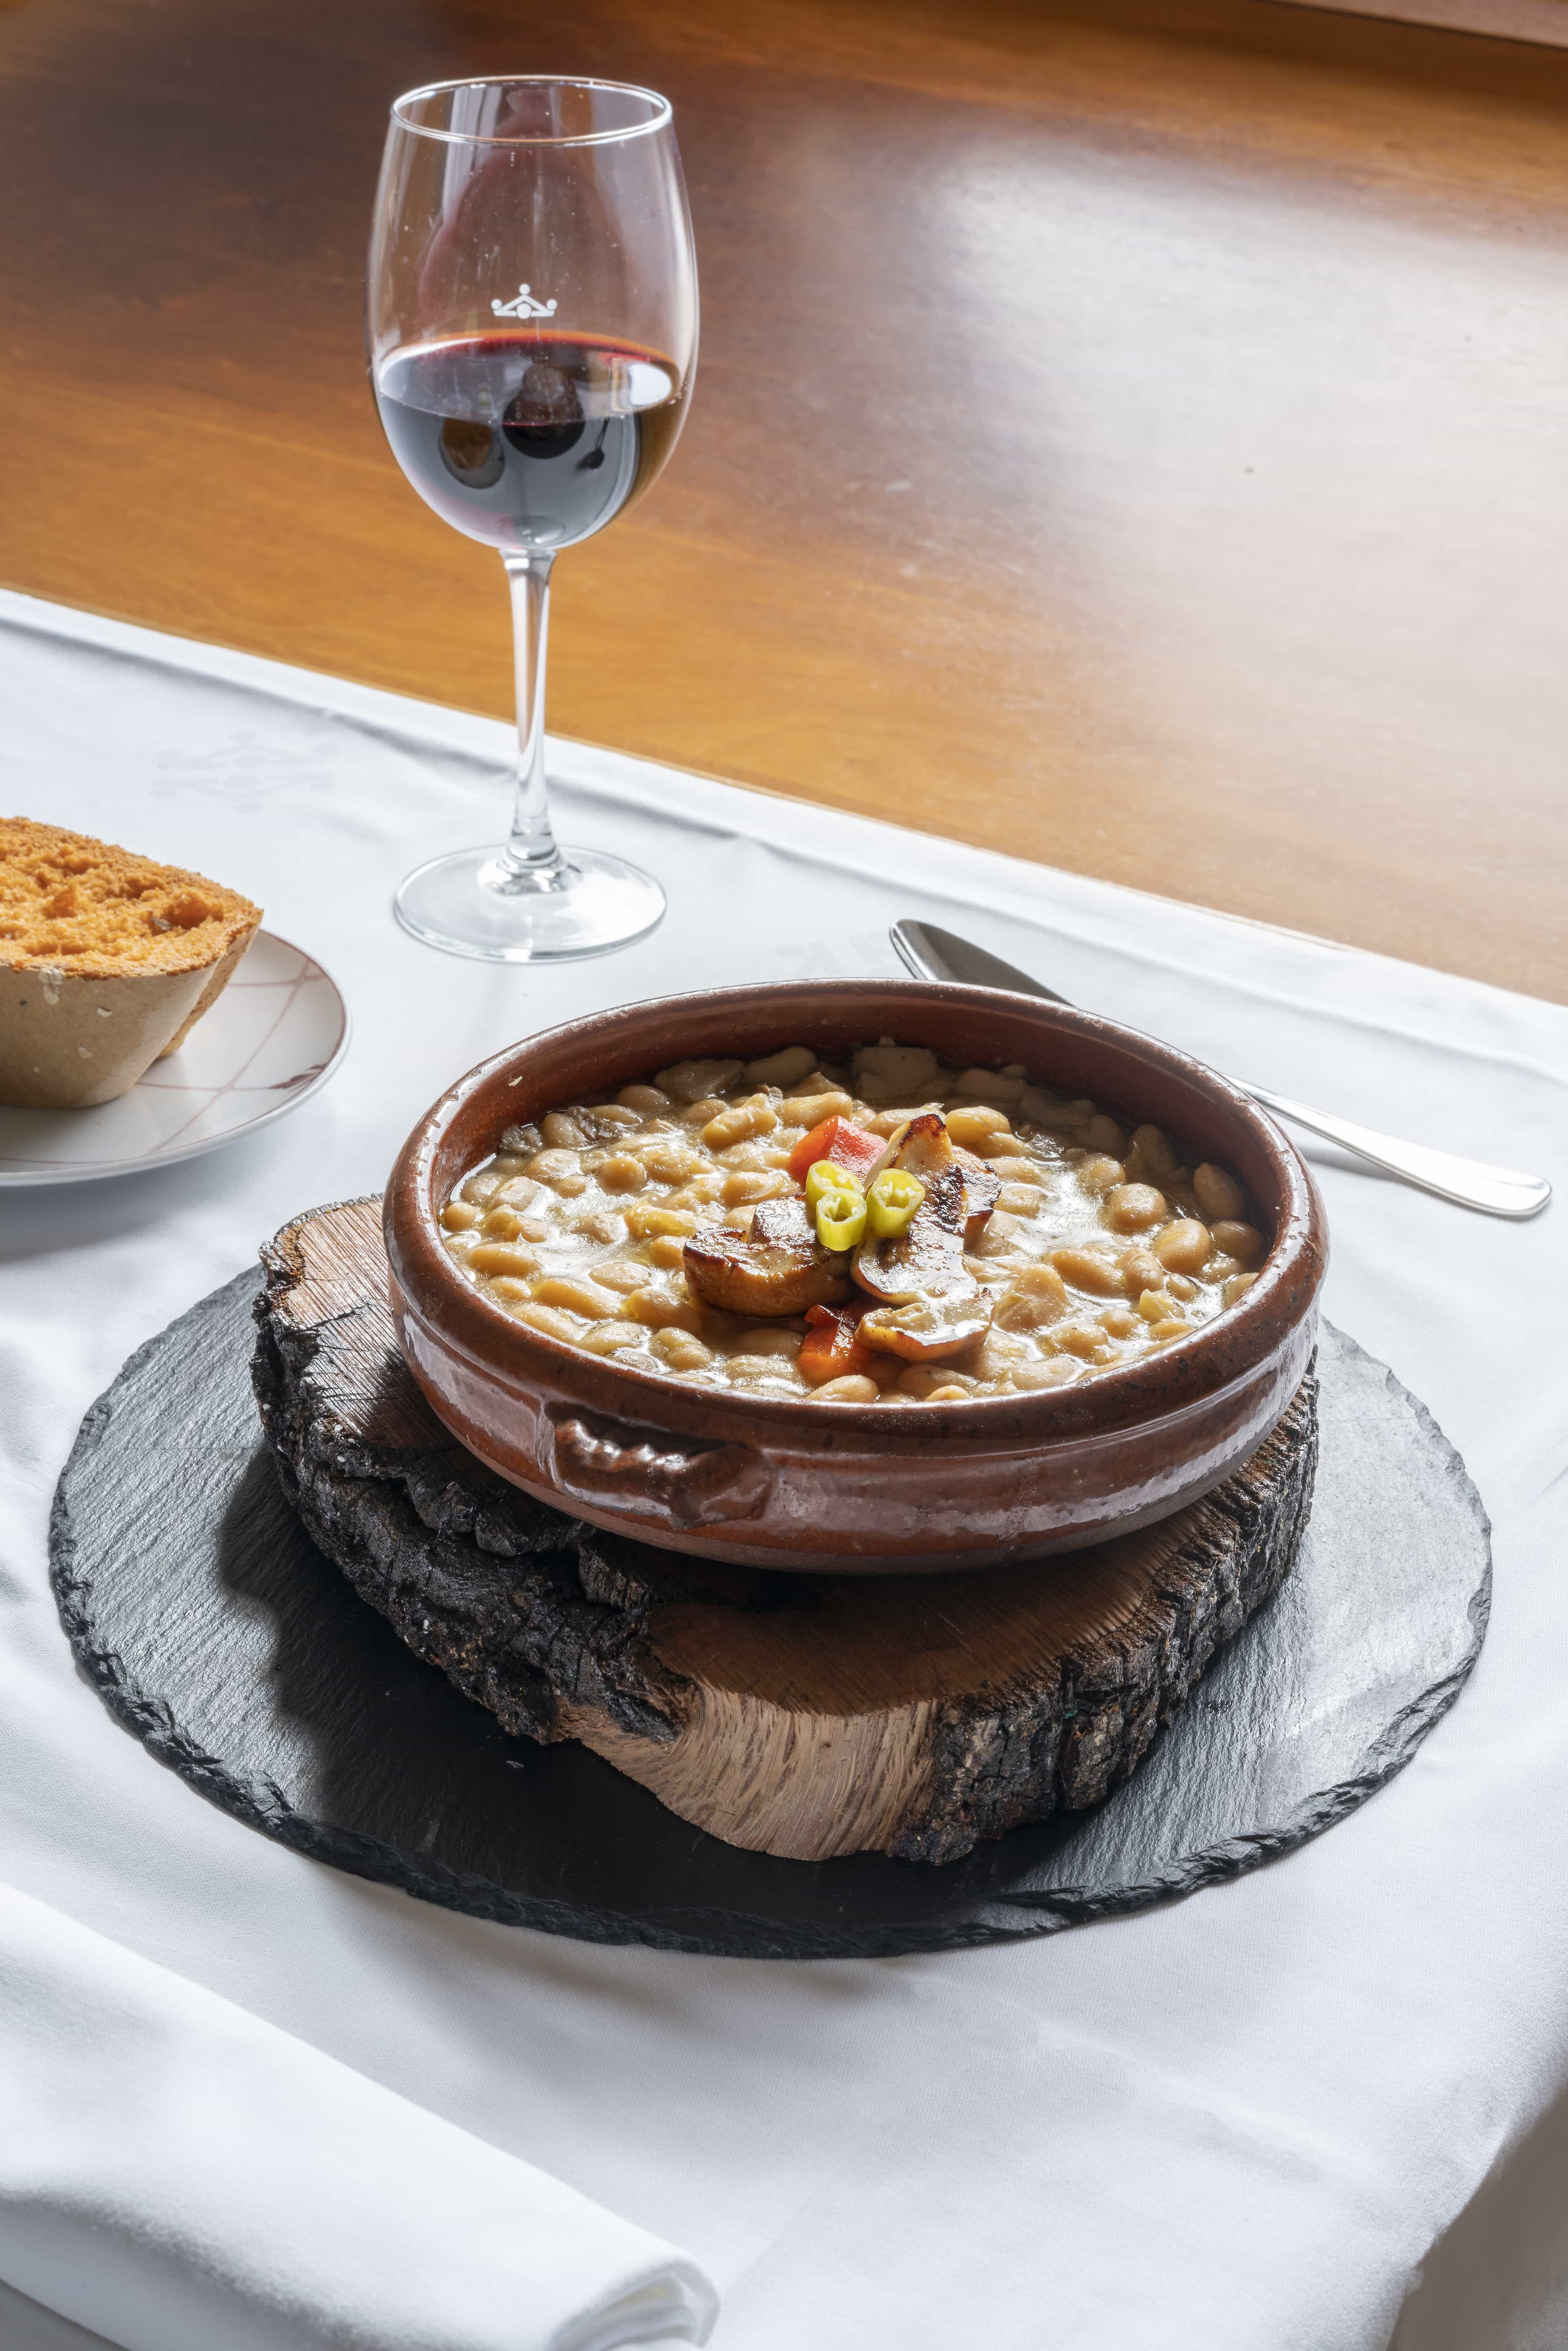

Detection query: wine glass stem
(497, 550), (569, 890)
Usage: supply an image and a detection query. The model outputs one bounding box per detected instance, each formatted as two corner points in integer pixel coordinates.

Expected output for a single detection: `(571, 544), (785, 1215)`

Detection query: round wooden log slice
(252, 1202), (1318, 1866)
(49, 1206), (1489, 1958)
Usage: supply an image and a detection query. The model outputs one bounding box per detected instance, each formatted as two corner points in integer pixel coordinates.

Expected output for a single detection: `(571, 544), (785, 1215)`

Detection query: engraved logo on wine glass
(490, 283), (559, 320)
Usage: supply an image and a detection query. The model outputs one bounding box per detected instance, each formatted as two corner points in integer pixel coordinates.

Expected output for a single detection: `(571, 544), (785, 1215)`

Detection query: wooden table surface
(2, 0), (1565, 999)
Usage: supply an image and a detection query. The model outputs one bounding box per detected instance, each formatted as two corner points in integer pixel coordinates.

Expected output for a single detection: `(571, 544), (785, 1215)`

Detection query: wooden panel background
(1, 0), (1565, 998)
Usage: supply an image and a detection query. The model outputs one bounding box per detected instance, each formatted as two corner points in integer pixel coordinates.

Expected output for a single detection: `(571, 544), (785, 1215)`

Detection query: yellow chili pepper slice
(805, 1158), (863, 1211)
(815, 1194), (868, 1252)
(867, 1168), (926, 1239)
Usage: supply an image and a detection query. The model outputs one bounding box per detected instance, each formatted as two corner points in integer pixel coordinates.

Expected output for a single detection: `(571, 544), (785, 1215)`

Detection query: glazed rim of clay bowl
(387, 980), (1326, 1441)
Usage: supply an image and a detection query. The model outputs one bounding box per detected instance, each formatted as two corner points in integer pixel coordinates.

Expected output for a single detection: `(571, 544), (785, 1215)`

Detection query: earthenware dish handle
(539, 1405), (772, 1529)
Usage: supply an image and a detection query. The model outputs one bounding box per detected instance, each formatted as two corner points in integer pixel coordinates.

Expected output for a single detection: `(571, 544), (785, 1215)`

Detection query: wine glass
(367, 78), (697, 961)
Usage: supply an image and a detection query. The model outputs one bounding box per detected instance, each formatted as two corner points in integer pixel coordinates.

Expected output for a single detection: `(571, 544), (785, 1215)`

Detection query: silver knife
(889, 919), (1551, 1222)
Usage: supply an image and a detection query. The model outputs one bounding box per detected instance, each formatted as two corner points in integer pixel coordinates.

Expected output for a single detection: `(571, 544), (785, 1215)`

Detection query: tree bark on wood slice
(252, 1198), (1318, 1865)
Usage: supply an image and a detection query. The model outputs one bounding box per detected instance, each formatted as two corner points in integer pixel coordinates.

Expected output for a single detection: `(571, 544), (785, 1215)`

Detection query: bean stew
(438, 1040), (1266, 1403)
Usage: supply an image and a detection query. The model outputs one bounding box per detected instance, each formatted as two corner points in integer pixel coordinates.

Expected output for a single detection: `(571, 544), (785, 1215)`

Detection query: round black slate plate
(50, 1272), (1490, 1959)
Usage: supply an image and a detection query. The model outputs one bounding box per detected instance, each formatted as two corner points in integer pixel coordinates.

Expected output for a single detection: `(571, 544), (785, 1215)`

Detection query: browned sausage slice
(684, 1195), (851, 1318)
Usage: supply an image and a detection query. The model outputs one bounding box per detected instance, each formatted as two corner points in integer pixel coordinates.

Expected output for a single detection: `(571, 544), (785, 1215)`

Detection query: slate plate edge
(47, 1270), (1493, 1961)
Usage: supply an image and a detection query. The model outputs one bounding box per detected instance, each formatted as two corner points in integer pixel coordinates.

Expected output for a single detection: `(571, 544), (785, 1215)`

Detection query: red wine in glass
(375, 330), (687, 553)
(367, 74), (697, 961)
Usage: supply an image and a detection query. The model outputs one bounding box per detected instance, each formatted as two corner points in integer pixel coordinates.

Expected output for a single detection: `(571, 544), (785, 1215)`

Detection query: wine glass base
(392, 846), (666, 963)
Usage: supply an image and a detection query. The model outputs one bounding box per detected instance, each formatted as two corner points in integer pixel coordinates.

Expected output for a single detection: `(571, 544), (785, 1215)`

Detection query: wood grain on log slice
(253, 1199), (1318, 1864)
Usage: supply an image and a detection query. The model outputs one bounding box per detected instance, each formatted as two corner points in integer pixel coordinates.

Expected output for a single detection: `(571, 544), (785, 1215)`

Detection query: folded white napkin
(0, 1882), (717, 2351)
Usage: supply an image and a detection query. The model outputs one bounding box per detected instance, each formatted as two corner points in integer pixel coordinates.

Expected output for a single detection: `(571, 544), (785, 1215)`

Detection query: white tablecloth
(2, 589), (1565, 2351)
(0, 1880), (714, 2351)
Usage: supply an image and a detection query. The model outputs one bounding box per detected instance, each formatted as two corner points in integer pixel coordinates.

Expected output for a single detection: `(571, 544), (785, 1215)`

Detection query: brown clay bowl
(384, 981), (1327, 1575)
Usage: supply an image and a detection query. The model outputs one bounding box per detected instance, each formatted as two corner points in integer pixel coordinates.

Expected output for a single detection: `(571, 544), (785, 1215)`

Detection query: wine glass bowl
(367, 78), (697, 961)
(374, 335), (688, 556)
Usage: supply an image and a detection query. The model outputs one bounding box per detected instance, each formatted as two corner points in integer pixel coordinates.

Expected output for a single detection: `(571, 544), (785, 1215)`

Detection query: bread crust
(0, 819), (263, 1108)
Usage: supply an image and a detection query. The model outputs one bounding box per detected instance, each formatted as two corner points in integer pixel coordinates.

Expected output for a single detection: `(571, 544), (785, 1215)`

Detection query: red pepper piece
(799, 1298), (879, 1387)
(786, 1114), (884, 1188)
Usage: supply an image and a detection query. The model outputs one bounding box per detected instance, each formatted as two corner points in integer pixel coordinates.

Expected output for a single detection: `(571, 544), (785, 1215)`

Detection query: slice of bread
(0, 818), (263, 1108)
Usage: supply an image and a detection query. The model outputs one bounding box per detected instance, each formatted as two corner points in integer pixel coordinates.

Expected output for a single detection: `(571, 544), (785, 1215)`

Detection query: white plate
(0, 931), (349, 1186)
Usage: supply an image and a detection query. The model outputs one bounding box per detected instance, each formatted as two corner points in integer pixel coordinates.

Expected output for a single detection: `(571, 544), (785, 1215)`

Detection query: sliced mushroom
(852, 1115), (977, 1302)
(861, 1286), (996, 1364)
(853, 1160), (970, 1305)
(684, 1194), (850, 1318)
(953, 1145), (1001, 1237)
(880, 1109), (952, 1182)
(851, 1111), (996, 1358)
